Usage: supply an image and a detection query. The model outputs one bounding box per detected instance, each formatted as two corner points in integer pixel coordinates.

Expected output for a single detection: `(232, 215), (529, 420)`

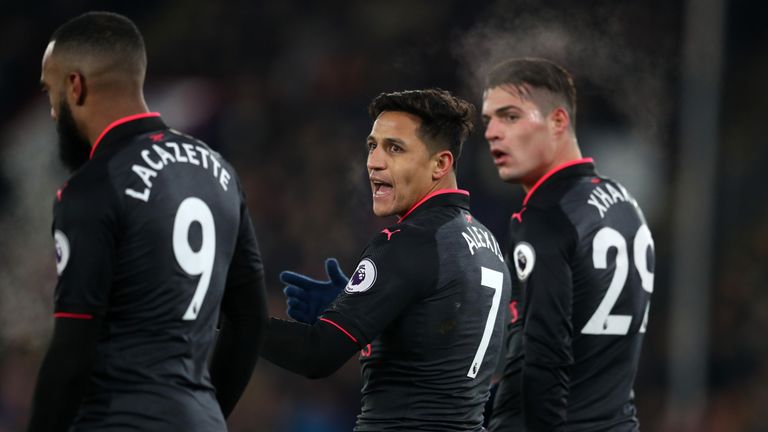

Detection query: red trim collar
(523, 158), (594, 206)
(90, 112), (161, 159)
(397, 188), (470, 223)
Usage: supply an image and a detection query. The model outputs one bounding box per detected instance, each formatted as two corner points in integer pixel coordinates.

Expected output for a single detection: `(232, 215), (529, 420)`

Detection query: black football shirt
(322, 190), (512, 431)
(51, 113), (264, 430)
(490, 158), (655, 432)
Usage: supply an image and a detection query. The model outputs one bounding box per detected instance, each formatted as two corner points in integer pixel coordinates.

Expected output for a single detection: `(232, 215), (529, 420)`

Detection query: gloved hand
(281, 258), (349, 324)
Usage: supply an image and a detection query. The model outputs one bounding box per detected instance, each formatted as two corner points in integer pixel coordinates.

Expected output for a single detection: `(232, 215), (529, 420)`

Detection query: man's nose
(367, 146), (386, 172)
(484, 117), (503, 142)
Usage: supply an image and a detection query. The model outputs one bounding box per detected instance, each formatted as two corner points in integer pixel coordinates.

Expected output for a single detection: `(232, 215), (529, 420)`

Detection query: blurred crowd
(1, 0), (766, 431)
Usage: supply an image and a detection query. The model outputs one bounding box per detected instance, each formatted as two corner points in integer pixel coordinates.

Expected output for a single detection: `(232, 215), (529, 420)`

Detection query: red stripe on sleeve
(319, 318), (358, 343)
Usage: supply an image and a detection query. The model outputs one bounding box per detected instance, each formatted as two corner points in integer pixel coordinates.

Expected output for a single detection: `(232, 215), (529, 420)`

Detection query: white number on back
(581, 225), (654, 335)
(173, 197), (216, 321)
(467, 266), (504, 378)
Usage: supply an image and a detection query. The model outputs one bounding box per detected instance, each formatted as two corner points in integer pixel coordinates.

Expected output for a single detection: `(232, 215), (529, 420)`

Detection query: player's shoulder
(367, 221), (435, 251)
(53, 172), (118, 227)
(163, 128), (239, 182)
(557, 174), (645, 232)
(164, 128), (210, 151)
(165, 129), (229, 162)
(360, 222), (438, 270)
(462, 211), (496, 235)
(512, 204), (576, 248)
(350, 222), (437, 293)
(453, 212), (506, 263)
(111, 127), (243, 203)
(55, 157), (118, 206)
(117, 127), (231, 169)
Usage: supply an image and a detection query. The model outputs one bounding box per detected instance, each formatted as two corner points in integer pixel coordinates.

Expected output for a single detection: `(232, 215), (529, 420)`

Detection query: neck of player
(85, 93), (150, 147)
(522, 136), (582, 192)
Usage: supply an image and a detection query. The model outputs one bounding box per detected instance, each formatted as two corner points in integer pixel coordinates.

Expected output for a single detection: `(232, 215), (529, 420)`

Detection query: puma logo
(512, 207), (527, 223)
(381, 228), (401, 241)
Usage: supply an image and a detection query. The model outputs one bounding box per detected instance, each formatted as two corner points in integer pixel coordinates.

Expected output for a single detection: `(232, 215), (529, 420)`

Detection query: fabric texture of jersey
(323, 191), (512, 431)
(490, 160), (654, 432)
(51, 114), (263, 431)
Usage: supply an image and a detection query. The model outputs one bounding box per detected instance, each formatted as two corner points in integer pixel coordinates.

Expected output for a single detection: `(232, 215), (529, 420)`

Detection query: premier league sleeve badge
(345, 258), (377, 293)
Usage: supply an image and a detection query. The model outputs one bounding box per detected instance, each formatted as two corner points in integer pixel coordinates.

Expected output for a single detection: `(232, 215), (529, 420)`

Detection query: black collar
(89, 112), (167, 160)
(397, 189), (470, 223)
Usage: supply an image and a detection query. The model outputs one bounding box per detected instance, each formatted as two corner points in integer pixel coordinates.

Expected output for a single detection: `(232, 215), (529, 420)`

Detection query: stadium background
(0, 0), (765, 430)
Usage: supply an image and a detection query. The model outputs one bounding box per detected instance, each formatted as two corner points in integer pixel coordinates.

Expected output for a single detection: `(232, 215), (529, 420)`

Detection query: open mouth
(490, 148), (508, 164)
(371, 178), (393, 197)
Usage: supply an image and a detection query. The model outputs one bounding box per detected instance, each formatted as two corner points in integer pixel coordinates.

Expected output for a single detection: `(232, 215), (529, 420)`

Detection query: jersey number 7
(467, 266), (504, 379)
(582, 225), (654, 335)
(173, 197), (216, 321)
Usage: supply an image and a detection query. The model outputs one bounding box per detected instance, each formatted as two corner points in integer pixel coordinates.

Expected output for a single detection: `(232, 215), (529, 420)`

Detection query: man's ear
(68, 71), (86, 106)
(549, 107), (571, 136)
(432, 150), (455, 180)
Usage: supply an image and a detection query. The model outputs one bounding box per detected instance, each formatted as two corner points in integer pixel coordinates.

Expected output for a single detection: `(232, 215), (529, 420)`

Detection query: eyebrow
(492, 105), (521, 116)
(367, 135), (407, 146)
(482, 104), (521, 121)
(383, 137), (406, 146)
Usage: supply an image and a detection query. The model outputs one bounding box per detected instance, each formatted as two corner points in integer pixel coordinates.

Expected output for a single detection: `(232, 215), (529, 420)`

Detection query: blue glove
(280, 258), (349, 324)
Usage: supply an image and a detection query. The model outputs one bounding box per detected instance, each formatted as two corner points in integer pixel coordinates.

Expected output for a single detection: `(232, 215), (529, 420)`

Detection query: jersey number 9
(173, 197), (216, 321)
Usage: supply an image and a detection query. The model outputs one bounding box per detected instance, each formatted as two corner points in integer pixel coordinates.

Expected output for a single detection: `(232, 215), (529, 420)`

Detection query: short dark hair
(368, 89), (475, 167)
(51, 11), (146, 76)
(485, 58), (577, 127)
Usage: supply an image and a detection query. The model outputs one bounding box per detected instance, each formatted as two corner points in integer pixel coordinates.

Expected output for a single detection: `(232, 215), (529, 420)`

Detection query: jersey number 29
(173, 197), (216, 321)
(582, 225), (653, 335)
